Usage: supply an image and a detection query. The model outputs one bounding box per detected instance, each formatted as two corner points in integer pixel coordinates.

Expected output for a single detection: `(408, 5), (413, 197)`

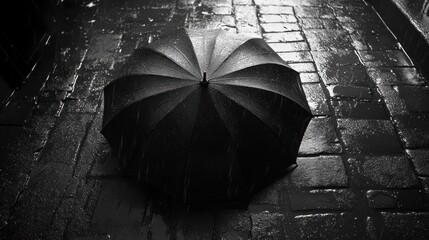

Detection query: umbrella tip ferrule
(200, 72), (208, 86)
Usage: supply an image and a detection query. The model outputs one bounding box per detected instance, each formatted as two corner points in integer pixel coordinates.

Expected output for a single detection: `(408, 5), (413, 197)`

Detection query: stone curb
(367, 0), (429, 79)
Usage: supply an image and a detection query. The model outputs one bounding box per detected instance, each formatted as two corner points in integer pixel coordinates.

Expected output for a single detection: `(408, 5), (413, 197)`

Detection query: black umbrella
(101, 29), (312, 203)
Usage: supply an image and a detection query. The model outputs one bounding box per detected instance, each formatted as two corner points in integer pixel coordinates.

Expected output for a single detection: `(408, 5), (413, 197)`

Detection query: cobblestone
(278, 51), (313, 63)
(188, 15), (236, 31)
(213, 6), (233, 15)
(302, 83), (330, 116)
(379, 212), (429, 240)
(406, 149), (429, 176)
(251, 211), (287, 240)
(358, 50), (414, 67)
(337, 119), (403, 154)
(258, 6), (294, 15)
(287, 156), (348, 188)
(38, 113), (93, 165)
(394, 189), (428, 210)
(349, 155), (419, 188)
(299, 117), (342, 155)
(311, 50), (371, 87)
(1, 0), (429, 239)
(73, 114), (109, 179)
(366, 190), (398, 209)
(327, 85), (372, 99)
(81, 33), (122, 71)
(294, 213), (364, 240)
(288, 189), (356, 211)
(63, 93), (102, 113)
(396, 86), (429, 112)
(259, 14), (298, 23)
(299, 18), (342, 30)
(43, 74), (78, 92)
(235, 5), (261, 34)
(366, 189), (428, 211)
(367, 67), (426, 86)
(331, 99), (388, 119)
(304, 29), (354, 51)
(233, 0), (252, 5)
(350, 34), (400, 50)
(288, 62), (317, 73)
(263, 31), (305, 43)
(268, 42), (309, 52)
(299, 72), (320, 83)
(261, 22), (301, 33)
(51, 43), (87, 77)
(377, 85), (410, 116)
(294, 6), (336, 19)
(394, 115), (429, 148)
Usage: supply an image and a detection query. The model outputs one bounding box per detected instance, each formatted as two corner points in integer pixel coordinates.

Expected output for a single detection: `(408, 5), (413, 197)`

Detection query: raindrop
(393, 86), (399, 92)
(86, 2), (96, 7)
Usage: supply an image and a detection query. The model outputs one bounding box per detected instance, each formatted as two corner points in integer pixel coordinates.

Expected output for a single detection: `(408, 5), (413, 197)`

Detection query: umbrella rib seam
(209, 38), (256, 78)
(211, 52), (286, 79)
(126, 86), (199, 166)
(210, 86), (297, 158)
(208, 89), (258, 189)
(103, 85), (197, 127)
(211, 80), (310, 116)
(109, 75), (196, 100)
(137, 48), (200, 81)
(173, 44), (201, 78)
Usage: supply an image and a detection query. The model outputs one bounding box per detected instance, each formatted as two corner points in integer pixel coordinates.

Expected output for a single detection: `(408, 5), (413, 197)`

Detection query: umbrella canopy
(101, 29), (312, 203)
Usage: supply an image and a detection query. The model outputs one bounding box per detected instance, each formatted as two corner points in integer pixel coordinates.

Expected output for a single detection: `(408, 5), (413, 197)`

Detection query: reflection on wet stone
(288, 156), (348, 188)
(367, 67), (426, 86)
(337, 119), (403, 154)
(358, 50), (413, 67)
(251, 211), (287, 240)
(312, 50), (371, 87)
(350, 34), (400, 50)
(304, 29), (354, 51)
(394, 115), (429, 148)
(406, 149), (429, 175)
(259, 14), (298, 23)
(299, 117), (342, 154)
(268, 42), (310, 52)
(353, 155), (419, 188)
(288, 189), (356, 211)
(294, 213), (364, 239)
(380, 212), (429, 240)
(366, 190), (398, 209)
(331, 99), (388, 119)
(302, 83), (330, 115)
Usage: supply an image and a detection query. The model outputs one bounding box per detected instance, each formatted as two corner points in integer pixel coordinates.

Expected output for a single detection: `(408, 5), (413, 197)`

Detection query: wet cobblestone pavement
(1, 0), (429, 239)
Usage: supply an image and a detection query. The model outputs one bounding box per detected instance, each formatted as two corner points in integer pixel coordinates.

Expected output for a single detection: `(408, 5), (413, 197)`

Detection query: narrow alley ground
(0, 0), (428, 239)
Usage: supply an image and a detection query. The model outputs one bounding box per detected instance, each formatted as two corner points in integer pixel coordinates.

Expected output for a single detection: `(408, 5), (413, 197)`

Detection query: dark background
(0, 0), (58, 107)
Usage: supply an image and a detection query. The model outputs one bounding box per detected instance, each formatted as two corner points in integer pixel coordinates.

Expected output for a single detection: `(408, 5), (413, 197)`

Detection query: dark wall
(0, 0), (56, 106)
